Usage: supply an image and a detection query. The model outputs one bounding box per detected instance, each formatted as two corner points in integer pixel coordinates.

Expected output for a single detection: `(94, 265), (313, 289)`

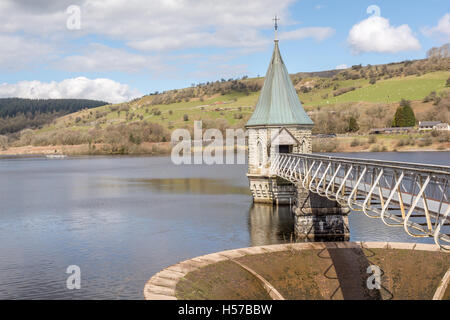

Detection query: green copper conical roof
(246, 41), (314, 127)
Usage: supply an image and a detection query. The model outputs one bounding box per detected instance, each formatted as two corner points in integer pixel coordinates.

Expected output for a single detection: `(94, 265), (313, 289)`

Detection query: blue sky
(0, 0), (448, 103)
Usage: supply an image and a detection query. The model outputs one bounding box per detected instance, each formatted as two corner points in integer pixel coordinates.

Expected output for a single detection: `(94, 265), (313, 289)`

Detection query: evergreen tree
(392, 99), (416, 127)
(348, 117), (359, 132)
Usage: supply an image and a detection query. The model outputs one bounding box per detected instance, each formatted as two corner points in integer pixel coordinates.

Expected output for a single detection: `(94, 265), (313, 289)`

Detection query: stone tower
(246, 29), (349, 241)
(246, 38), (314, 205)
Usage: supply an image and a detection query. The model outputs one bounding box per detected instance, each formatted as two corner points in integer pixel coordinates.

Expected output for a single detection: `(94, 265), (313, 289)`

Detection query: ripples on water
(0, 153), (448, 299)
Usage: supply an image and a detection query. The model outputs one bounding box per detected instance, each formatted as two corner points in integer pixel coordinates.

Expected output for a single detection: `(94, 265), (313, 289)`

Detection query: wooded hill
(0, 98), (109, 134)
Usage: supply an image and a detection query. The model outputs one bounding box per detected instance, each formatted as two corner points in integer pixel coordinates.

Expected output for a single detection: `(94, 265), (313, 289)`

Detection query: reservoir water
(0, 152), (448, 299)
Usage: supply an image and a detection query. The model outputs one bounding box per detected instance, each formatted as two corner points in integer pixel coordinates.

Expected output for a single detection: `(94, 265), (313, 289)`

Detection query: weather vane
(273, 15), (280, 41)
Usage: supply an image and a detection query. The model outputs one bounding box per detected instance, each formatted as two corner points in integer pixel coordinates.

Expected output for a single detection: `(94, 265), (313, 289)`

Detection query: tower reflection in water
(248, 204), (296, 247)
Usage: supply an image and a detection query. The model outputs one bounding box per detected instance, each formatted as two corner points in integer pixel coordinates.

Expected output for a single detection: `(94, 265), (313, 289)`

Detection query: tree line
(0, 98), (108, 134)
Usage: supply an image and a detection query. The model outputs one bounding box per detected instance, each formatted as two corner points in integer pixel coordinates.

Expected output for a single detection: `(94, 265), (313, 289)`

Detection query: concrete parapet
(144, 242), (447, 300)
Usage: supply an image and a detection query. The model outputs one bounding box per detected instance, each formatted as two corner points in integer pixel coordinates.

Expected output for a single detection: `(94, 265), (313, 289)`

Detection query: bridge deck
(270, 153), (450, 251)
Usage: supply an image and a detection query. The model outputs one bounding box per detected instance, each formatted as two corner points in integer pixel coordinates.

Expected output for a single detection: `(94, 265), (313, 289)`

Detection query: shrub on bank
(418, 137), (433, 147)
(15, 122), (170, 149)
(369, 144), (387, 152)
(0, 135), (8, 150)
(312, 139), (340, 153)
(350, 139), (360, 147)
(368, 136), (377, 144)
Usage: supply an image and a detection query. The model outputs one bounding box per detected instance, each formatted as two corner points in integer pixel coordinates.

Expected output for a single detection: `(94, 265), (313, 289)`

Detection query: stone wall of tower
(247, 126), (312, 205)
(248, 126), (312, 174)
(290, 128), (312, 154)
(268, 127), (312, 156)
(247, 128), (269, 175)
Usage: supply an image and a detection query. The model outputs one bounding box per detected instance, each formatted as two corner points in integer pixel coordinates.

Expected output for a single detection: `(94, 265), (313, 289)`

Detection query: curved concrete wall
(143, 241), (448, 300)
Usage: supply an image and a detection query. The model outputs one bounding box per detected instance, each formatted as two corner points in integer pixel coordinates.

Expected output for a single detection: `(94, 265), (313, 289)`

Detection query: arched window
(301, 139), (306, 154)
(257, 141), (264, 167)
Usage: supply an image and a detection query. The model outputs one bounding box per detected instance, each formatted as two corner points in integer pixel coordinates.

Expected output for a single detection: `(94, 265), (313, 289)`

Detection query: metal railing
(270, 153), (450, 251)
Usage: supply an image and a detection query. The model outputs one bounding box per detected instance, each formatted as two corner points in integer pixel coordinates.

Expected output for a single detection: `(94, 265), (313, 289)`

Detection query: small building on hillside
(435, 123), (450, 131)
(370, 127), (414, 135)
(419, 121), (443, 131)
(371, 122), (450, 134)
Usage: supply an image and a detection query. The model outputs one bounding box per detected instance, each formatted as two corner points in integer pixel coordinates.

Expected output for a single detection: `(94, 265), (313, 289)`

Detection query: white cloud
(422, 13), (450, 41)
(55, 44), (166, 74)
(127, 29), (270, 52)
(0, 1), (336, 81)
(348, 16), (421, 54)
(0, 0), (296, 51)
(82, 0), (294, 50)
(0, 0), (313, 75)
(0, 77), (141, 103)
(0, 35), (54, 70)
(335, 64), (348, 70)
(279, 27), (335, 42)
(0, 1), (70, 35)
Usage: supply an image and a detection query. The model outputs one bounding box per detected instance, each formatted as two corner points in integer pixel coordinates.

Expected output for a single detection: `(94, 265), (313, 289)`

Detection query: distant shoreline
(0, 142), (172, 157)
(0, 141), (448, 158)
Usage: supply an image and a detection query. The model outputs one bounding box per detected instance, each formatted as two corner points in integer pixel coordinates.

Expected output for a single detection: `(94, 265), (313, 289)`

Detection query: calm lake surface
(0, 152), (448, 299)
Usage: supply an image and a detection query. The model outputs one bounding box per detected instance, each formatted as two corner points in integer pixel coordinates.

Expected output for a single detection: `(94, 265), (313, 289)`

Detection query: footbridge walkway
(270, 154), (450, 251)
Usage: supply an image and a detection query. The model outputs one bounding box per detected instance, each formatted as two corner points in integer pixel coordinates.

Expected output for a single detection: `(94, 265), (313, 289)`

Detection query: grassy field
(322, 72), (447, 105)
(301, 71), (449, 106)
(44, 91), (258, 133)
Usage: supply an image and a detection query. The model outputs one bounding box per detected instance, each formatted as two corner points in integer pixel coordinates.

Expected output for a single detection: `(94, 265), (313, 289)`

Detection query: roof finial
(273, 15), (280, 42)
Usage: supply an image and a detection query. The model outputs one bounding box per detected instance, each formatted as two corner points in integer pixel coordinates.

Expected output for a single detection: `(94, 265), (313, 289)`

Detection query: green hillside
(306, 71), (448, 105)
(1, 56), (449, 154)
(41, 69), (447, 134)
